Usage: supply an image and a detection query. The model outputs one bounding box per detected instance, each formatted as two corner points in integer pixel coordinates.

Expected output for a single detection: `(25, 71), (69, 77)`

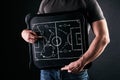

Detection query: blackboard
(25, 11), (89, 69)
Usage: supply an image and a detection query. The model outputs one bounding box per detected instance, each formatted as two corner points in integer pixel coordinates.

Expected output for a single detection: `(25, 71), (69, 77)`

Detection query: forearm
(81, 35), (110, 65)
(80, 19), (110, 65)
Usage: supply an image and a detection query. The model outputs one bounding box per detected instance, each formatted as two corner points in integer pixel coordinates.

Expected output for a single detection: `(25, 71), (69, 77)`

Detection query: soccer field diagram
(31, 19), (85, 61)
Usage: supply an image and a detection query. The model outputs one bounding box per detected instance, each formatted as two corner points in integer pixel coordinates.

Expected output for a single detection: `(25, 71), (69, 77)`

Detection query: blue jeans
(40, 69), (89, 80)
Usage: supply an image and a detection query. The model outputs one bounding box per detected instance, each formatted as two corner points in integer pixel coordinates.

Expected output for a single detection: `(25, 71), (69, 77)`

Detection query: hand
(21, 29), (42, 43)
(61, 57), (85, 73)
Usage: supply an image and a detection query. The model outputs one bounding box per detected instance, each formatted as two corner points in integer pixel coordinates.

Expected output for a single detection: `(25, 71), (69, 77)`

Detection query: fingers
(61, 65), (74, 73)
(28, 34), (42, 43)
(61, 60), (84, 73)
(21, 29), (44, 43)
(28, 30), (43, 43)
(61, 65), (83, 73)
(61, 65), (69, 71)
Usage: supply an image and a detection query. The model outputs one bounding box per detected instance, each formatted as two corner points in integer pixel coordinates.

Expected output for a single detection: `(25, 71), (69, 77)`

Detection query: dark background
(3, 0), (120, 80)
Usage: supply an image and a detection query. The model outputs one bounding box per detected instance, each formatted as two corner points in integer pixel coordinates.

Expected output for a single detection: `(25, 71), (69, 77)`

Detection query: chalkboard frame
(25, 11), (89, 69)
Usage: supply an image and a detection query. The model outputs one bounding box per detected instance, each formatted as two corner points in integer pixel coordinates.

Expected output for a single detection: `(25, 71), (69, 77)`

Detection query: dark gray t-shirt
(38, 0), (105, 23)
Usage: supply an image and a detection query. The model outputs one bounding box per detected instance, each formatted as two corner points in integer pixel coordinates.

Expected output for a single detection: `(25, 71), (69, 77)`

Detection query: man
(21, 0), (110, 80)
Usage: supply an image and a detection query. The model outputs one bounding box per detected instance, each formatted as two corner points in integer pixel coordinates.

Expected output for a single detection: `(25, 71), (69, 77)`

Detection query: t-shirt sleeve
(37, 0), (49, 14)
(86, 0), (105, 23)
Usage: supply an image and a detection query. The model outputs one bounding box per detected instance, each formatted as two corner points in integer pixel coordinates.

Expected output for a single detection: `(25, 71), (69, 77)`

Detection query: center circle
(52, 36), (62, 46)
